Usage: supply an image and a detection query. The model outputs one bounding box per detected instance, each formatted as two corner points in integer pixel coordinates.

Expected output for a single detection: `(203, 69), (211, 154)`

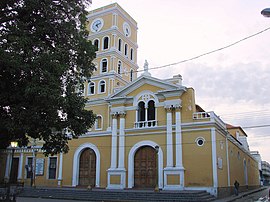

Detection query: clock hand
(96, 22), (101, 28)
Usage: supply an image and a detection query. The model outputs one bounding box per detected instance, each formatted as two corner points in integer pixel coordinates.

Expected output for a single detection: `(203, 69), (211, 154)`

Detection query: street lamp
(154, 145), (159, 192)
(5, 141), (18, 202)
(261, 8), (270, 17)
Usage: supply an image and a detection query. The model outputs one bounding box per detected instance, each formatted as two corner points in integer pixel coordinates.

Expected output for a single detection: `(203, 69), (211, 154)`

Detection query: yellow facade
(0, 3), (259, 198)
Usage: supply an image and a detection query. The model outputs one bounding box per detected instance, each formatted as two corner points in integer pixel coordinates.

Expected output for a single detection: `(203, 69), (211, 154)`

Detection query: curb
(226, 187), (268, 202)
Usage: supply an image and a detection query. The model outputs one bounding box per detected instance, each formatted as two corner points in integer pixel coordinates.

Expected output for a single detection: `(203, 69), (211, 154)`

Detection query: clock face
(123, 22), (131, 37)
(91, 18), (104, 33)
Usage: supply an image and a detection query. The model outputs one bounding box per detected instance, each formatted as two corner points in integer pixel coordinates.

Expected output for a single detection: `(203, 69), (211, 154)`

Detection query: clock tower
(85, 3), (139, 99)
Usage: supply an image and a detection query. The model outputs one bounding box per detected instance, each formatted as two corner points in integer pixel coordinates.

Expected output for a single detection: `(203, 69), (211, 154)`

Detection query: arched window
(136, 99), (156, 128)
(118, 38), (122, 52)
(138, 101), (145, 122)
(99, 80), (106, 93)
(88, 82), (95, 95)
(103, 36), (109, 50)
(117, 61), (122, 75)
(130, 48), (133, 61)
(95, 115), (102, 130)
(93, 39), (99, 51)
(124, 44), (128, 56)
(130, 69), (133, 82)
(101, 58), (108, 73)
(147, 100), (155, 121)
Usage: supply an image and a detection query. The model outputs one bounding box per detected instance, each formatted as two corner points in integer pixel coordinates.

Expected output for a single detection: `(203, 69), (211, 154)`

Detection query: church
(0, 3), (260, 198)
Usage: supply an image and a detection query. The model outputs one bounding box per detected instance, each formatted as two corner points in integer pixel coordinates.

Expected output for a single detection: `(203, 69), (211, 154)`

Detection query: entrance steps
(18, 187), (216, 201)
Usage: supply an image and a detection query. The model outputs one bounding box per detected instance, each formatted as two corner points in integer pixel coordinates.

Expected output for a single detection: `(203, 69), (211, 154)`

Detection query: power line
(134, 26), (270, 73)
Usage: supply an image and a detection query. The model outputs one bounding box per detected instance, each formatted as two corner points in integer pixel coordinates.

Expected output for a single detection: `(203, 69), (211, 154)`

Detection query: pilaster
(107, 112), (126, 189)
(18, 152), (24, 181)
(165, 107), (173, 168)
(58, 152), (63, 187)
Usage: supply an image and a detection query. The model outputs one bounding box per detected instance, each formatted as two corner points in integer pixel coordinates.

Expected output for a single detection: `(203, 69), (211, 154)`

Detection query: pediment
(109, 75), (184, 99)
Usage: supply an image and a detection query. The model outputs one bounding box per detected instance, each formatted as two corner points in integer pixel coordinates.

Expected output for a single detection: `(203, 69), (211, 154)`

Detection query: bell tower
(85, 3), (139, 99)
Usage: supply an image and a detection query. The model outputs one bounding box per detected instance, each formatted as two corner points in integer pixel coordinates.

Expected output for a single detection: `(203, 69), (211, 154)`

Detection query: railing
(193, 111), (226, 128)
(134, 120), (157, 128)
(193, 112), (211, 119)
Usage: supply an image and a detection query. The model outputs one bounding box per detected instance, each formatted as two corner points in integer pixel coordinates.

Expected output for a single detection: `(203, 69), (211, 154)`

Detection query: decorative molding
(128, 140), (163, 188)
(107, 168), (126, 189)
(72, 143), (101, 187)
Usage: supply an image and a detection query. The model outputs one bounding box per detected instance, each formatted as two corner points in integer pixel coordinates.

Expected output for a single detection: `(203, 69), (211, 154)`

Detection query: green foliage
(0, 0), (96, 155)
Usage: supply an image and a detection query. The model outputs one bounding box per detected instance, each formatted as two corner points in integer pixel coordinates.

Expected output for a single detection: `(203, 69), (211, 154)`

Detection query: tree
(0, 0), (96, 155)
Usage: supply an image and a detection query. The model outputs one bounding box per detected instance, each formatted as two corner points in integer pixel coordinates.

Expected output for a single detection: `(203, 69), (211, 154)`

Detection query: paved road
(234, 187), (269, 202)
(17, 197), (87, 202)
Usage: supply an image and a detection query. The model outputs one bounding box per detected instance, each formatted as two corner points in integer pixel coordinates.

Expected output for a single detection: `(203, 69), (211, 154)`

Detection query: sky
(90, 1), (270, 163)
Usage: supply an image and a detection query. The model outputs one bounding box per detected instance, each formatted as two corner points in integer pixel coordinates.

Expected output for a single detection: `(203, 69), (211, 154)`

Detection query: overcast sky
(90, 1), (270, 163)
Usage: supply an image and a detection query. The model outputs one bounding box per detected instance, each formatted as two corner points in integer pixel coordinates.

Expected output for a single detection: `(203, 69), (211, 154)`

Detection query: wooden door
(10, 158), (19, 183)
(134, 146), (157, 188)
(79, 148), (96, 187)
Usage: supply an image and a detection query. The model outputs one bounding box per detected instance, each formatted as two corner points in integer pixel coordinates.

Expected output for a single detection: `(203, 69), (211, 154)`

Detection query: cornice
(95, 50), (139, 70)
(88, 27), (138, 49)
(87, 4), (137, 28)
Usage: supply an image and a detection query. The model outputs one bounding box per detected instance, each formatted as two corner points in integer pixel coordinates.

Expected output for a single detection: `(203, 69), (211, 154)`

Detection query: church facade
(0, 3), (259, 197)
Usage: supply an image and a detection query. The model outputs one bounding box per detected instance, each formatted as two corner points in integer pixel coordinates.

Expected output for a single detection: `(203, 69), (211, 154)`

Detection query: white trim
(57, 153), (63, 186)
(128, 140), (163, 188)
(118, 115), (125, 169)
(163, 167), (185, 190)
(47, 156), (58, 180)
(133, 90), (159, 106)
(124, 43), (128, 57)
(166, 109), (173, 167)
(87, 81), (95, 95)
(195, 137), (206, 147)
(111, 116), (118, 169)
(93, 38), (100, 51)
(211, 128), (218, 190)
(102, 35), (110, 50)
(175, 110), (183, 167)
(107, 168), (126, 189)
(18, 152), (24, 180)
(72, 143), (101, 187)
(95, 114), (103, 130)
(118, 37), (122, 52)
(98, 80), (106, 94)
(100, 58), (108, 74)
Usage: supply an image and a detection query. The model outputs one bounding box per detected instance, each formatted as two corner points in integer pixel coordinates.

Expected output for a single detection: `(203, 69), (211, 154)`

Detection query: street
(234, 187), (270, 202)
(17, 197), (87, 202)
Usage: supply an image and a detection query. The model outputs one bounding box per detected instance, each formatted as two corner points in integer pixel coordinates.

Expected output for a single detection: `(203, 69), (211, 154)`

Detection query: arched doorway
(134, 146), (157, 188)
(79, 148), (96, 187)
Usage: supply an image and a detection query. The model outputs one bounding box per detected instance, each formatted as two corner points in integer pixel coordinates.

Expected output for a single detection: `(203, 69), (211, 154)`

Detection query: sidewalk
(214, 186), (269, 202)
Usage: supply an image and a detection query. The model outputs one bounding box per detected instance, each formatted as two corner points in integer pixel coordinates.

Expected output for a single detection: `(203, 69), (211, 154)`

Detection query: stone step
(18, 188), (216, 202)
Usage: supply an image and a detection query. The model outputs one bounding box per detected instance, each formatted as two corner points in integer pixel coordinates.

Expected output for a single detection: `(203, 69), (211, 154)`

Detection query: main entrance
(134, 146), (157, 188)
(79, 148), (96, 187)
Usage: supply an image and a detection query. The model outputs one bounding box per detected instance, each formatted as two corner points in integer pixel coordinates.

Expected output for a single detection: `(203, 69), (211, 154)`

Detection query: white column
(211, 128), (218, 189)
(5, 152), (11, 180)
(175, 107), (183, 168)
(18, 152), (24, 181)
(112, 34), (116, 49)
(166, 107), (173, 167)
(145, 107), (148, 126)
(118, 113), (126, 169)
(58, 152), (63, 186)
(111, 114), (118, 169)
